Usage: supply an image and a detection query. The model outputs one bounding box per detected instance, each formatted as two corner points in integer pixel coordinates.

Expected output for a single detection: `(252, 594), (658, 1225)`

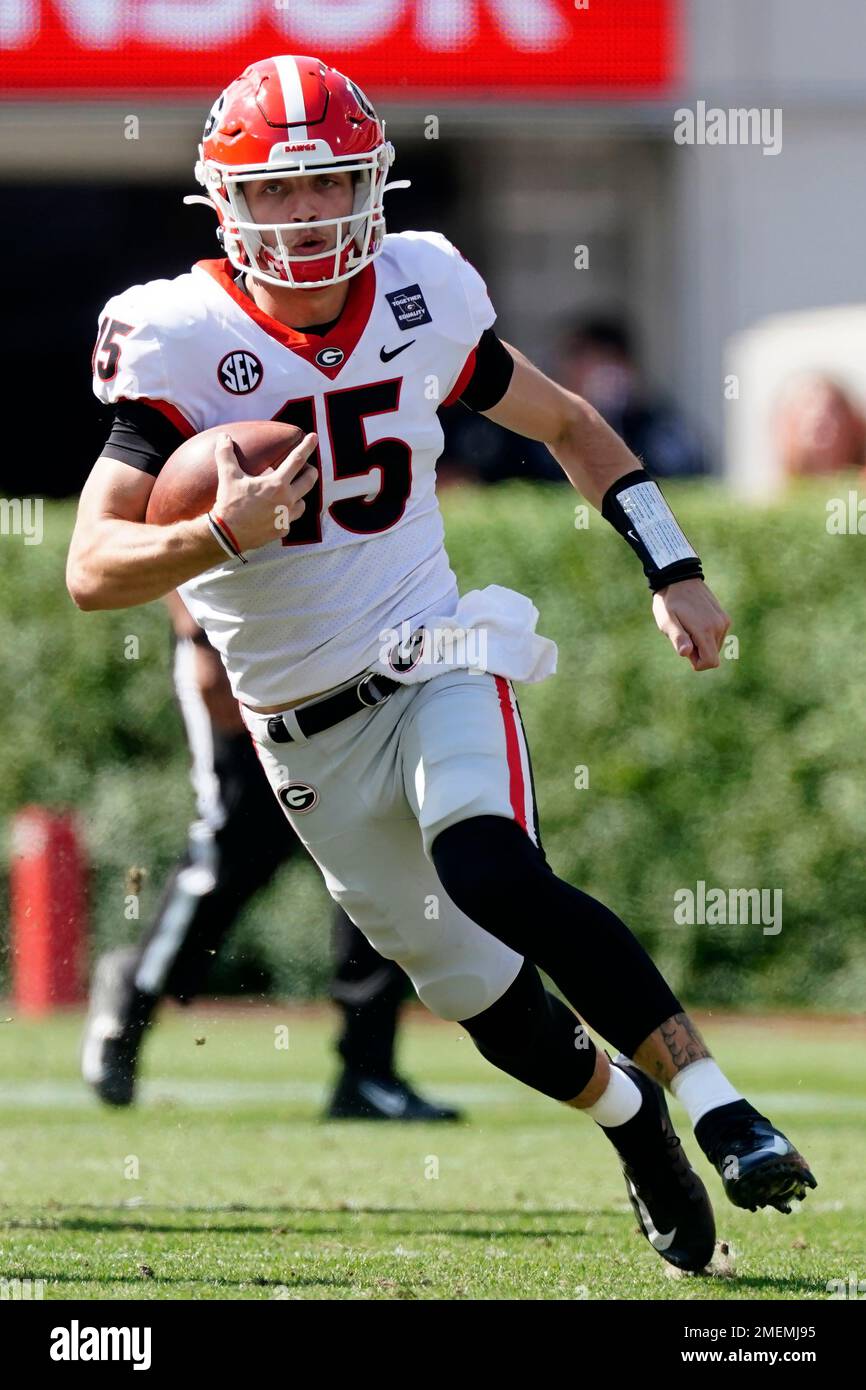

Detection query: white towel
(369, 584), (558, 687)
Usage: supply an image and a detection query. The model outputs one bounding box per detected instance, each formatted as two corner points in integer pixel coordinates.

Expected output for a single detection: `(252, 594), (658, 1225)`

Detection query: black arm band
(601, 468), (704, 592)
(458, 328), (515, 412)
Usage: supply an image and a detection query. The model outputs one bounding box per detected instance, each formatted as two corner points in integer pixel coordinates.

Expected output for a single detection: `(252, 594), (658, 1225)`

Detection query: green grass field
(0, 1006), (862, 1300)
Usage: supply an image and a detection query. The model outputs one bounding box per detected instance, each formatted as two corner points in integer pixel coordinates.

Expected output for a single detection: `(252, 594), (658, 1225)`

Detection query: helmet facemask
(195, 144), (394, 290)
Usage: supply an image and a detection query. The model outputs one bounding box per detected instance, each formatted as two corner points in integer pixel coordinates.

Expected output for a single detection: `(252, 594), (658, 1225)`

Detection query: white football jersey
(93, 231), (496, 706)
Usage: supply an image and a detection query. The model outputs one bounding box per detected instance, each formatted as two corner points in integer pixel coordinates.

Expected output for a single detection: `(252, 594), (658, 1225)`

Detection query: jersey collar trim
(194, 257), (376, 380)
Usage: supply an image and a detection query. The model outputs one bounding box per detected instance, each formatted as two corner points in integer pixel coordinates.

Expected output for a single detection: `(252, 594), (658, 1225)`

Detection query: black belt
(266, 672), (402, 743)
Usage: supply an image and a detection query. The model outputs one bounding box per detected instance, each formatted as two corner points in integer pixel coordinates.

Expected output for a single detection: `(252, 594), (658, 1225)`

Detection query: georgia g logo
(389, 627), (426, 674)
(315, 346), (345, 368)
(203, 91), (225, 138)
(218, 350), (263, 395)
(278, 783), (319, 814)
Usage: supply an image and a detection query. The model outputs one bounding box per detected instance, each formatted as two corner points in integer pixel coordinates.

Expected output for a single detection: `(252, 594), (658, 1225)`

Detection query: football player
(68, 55), (815, 1272)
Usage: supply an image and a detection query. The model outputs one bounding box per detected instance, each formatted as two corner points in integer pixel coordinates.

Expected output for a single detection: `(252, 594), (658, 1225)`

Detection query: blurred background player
(82, 588), (461, 1123)
(553, 317), (708, 481)
(774, 372), (866, 479)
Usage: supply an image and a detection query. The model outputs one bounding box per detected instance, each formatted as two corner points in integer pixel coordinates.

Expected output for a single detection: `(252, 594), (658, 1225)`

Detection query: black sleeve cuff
(458, 328), (515, 412)
(100, 400), (186, 477)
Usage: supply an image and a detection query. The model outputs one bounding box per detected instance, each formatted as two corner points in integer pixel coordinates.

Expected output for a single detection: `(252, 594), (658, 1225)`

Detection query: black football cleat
(612, 1061), (717, 1273)
(324, 1070), (463, 1122)
(703, 1111), (817, 1214)
(81, 947), (157, 1107)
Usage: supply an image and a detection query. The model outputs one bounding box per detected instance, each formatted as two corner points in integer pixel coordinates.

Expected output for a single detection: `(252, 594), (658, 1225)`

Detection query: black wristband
(601, 469), (704, 592)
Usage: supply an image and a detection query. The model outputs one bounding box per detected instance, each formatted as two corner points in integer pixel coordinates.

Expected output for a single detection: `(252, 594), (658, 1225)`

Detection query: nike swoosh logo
(750, 1136), (790, 1159)
(628, 1181), (677, 1250)
(380, 340), (415, 362)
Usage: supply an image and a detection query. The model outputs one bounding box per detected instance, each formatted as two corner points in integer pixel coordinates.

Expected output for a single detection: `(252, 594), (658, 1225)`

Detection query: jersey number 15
(274, 380), (411, 546)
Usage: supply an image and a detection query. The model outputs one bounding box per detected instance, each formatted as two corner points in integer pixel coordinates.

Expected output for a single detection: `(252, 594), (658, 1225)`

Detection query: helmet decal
(202, 91), (225, 140)
(346, 78), (377, 120)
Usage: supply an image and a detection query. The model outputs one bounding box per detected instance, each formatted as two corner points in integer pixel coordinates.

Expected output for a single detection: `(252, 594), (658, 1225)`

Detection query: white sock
(585, 1062), (643, 1127)
(669, 1058), (743, 1127)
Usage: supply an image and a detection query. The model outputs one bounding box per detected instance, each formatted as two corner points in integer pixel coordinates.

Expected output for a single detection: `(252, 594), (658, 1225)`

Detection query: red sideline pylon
(10, 807), (87, 1014)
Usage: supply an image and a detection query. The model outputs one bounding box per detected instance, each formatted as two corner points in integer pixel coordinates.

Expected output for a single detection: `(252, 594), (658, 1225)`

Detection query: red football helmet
(185, 55), (403, 289)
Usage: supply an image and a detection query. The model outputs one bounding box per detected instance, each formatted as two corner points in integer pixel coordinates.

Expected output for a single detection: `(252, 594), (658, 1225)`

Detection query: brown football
(145, 420), (305, 525)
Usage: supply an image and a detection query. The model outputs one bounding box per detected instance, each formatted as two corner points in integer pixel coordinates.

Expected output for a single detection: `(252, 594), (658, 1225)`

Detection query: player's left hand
(652, 579), (730, 671)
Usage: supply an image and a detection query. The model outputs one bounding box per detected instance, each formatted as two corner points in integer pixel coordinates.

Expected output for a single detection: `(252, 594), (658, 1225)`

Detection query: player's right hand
(212, 431), (318, 552)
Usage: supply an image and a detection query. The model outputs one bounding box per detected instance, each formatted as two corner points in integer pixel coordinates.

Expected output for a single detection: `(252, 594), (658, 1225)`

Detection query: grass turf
(0, 1006), (862, 1300)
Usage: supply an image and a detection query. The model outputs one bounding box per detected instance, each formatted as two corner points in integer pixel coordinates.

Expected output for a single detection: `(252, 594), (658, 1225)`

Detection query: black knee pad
(434, 813), (683, 1060)
(433, 814), (547, 923)
(459, 960), (597, 1102)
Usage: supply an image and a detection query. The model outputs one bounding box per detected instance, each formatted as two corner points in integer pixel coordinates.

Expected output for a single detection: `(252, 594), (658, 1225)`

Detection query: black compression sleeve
(458, 328), (515, 412)
(100, 400), (186, 477)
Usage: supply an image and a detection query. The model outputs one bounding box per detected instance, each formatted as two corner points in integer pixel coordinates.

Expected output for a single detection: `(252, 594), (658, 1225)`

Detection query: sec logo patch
(218, 350), (263, 395)
(278, 782), (319, 814)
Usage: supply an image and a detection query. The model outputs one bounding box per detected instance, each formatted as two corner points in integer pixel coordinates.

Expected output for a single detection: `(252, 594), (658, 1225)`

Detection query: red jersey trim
(442, 345), (478, 408)
(116, 395), (196, 438)
(195, 257), (377, 381)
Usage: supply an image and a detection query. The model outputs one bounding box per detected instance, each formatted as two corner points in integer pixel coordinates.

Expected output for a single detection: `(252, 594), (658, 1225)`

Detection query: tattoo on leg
(652, 1012), (710, 1079)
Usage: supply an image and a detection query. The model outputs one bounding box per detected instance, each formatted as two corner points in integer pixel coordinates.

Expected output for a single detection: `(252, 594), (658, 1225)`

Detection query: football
(145, 419), (305, 525)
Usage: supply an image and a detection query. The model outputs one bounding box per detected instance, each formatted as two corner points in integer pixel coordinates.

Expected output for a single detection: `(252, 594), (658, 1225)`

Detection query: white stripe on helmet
(273, 55), (309, 139)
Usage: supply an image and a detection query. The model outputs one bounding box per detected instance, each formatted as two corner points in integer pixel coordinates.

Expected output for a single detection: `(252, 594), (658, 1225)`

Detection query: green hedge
(1, 480), (864, 1010)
